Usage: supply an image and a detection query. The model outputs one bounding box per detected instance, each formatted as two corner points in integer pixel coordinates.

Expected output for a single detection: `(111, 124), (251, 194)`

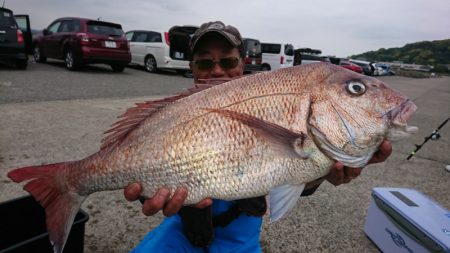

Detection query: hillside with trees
(350, 39), (450, 72)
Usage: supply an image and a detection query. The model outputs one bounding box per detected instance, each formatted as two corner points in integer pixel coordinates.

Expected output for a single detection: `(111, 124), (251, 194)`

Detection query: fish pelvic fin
(269, 183), (305, 222)
(8, 162), (85, 253)
(205, 108), (310, 159)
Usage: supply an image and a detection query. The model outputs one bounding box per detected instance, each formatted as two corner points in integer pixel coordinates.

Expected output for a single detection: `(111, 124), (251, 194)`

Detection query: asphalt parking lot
(0, 61), (449, 253)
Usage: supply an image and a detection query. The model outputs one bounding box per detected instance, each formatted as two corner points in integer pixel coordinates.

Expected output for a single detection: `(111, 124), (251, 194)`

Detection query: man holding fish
(9, 17), (415, 253)
(125, 21), (393, 252)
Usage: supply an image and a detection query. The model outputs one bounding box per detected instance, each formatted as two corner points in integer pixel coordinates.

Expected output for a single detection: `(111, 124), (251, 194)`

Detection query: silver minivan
(126, 26), (197, 73)
(261, 43), (294, 71)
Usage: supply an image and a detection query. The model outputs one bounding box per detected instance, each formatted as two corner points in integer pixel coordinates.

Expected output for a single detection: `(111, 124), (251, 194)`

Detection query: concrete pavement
(0, 76), (449, 253)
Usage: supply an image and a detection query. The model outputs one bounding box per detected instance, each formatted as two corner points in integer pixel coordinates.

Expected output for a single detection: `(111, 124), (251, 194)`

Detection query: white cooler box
(364, 187), (450, 253)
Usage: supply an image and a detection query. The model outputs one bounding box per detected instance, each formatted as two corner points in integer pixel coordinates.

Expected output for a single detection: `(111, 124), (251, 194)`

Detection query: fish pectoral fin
(206, 108), (309, 159)
(269, 183), (305, 222)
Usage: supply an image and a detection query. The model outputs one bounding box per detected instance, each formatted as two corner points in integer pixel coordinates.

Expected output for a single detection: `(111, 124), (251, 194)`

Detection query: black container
(0, 195), (89, 253)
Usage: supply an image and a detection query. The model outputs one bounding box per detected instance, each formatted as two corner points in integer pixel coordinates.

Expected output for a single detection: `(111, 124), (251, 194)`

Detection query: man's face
(190, 35), (244, 83)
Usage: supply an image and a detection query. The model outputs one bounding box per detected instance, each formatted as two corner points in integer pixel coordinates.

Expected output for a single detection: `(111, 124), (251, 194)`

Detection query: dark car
(242, 38), (262, 73)
(294, 52), (330, 65)
(0, 7), (29, 69)
(349, 60), (374, 76)
(33, 17), (131, 72)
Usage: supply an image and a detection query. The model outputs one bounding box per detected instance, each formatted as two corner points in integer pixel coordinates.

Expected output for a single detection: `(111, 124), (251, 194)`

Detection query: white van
(260, 43), (295, 71)
(125, 27), (197, 73)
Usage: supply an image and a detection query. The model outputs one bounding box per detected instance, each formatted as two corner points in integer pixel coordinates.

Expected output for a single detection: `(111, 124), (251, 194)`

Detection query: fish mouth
(386, 99), (417, 126)
(384, 99), (419, 141)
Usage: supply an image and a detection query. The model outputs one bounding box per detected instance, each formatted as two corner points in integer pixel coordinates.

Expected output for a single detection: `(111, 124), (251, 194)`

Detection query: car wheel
(111, 64), (126, 72)
(65, 49), (81, 71)
(145, 56), (157, 73)
(33, 46), (46, 63)
(16, 59), (28, 70)
(261, 64), (271, 71)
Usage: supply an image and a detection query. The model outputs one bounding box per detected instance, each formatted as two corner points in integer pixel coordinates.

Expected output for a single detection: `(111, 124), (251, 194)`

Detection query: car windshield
(0, 10), (16, 28)
(87, 21), (123, 36)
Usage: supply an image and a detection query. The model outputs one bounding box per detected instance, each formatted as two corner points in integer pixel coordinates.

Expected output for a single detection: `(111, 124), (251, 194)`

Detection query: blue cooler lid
(372, 187), (450, 252)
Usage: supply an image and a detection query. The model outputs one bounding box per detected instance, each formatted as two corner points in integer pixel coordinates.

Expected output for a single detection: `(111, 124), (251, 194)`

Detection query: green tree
(350, 39), (450, 65)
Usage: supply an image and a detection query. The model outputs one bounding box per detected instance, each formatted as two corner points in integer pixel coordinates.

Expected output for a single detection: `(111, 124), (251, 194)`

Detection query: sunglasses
(191, 57), (241, 70)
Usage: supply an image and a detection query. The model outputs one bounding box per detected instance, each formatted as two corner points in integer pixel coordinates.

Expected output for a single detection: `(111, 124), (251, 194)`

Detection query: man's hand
(124, 183), (213, 216)
(325, 140), (392, 186)
(367, 140), (392, 164)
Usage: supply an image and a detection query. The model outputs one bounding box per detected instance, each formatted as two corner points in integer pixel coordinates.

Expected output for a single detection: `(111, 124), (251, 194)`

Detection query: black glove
(179, 196), (267, 247)
(179, 205), (214, 247)
(235, 196), (267, 216)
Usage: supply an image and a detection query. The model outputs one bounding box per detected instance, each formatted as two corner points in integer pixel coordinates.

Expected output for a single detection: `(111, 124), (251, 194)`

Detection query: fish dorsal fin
(206, 108), (310, 159)
(100, 80), (229, 151)
(269, 183), (305, 222)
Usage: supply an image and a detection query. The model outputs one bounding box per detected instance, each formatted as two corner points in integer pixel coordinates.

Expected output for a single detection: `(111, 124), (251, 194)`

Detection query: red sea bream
(8, 63), (418, 253)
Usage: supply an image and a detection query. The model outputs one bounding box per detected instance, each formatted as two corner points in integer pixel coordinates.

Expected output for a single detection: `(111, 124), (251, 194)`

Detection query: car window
(87, 21), (123, 36)
(72, 20), (80, 32)
(134, 32), (148, 42)
(147, 32), (162, 42)
(59, 20), (78, 33)
(284, 44), (294, 56)
(0, 9), (16, 28)
(126, 31), (134, 41)
(261, 43), (281, 54)
(15, 17), (28, 31)
(48, 21), (61, 33)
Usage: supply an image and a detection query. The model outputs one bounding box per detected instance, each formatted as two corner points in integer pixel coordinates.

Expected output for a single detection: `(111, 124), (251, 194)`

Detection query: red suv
(33, 17), (131, 72)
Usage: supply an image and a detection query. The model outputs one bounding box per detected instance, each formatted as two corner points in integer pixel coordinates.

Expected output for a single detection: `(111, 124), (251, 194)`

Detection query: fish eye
(346, 81), (366, 95)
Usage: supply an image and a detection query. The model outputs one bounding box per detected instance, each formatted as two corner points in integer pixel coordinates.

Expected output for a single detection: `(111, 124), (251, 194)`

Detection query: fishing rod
(407, 117), (450, 160)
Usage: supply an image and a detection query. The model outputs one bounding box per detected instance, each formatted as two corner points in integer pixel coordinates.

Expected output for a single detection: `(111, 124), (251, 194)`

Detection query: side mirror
(43, 29), (50, 36)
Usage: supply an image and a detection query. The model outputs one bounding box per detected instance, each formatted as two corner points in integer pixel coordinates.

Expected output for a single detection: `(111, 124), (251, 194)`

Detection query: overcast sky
(5, 0), (450, 57)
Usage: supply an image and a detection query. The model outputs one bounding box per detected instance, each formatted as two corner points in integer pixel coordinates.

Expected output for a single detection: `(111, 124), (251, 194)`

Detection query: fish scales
(76, 67), (321, 201)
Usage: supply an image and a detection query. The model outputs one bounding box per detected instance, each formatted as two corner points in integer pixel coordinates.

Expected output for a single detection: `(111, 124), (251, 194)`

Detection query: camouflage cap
(189, 21), (244, 56)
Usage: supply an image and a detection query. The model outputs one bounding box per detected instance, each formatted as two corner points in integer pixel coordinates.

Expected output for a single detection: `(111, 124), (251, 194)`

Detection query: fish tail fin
(8, 162), (85, 253)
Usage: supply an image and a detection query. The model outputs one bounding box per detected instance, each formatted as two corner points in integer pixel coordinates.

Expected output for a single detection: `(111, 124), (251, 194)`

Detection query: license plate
(252, 60), (255, 65)
(104, 41), (116, 48)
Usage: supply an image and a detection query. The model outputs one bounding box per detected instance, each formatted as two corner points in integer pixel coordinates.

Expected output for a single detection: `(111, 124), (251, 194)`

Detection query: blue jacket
(131, 200), (262, 253)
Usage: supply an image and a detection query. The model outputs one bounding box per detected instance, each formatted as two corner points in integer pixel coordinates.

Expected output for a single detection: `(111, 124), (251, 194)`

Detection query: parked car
(33, 17), (131, 72)
(349, 59), (373, 76)
(0, 7), (30, 69)
(340, 61), (363, 74)
(260, 43), (294, 71)
(242, 38), (262, 73)
(294, 52), (330, 65)
(126, 25), (198, 73)
(375, 63), (395, 76)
